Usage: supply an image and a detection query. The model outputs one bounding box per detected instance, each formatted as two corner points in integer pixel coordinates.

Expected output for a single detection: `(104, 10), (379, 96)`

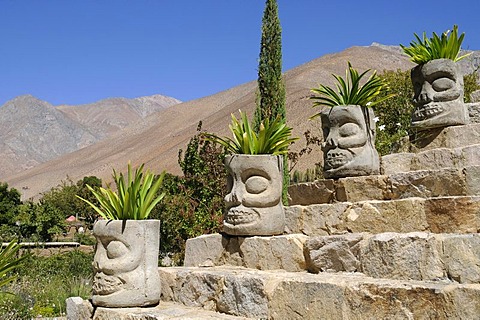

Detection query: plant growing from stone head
(310, 62), (394, 117)
(77, 162), (165, 220)
(203, 110), (297, 155)
(400, 25), (471, 64)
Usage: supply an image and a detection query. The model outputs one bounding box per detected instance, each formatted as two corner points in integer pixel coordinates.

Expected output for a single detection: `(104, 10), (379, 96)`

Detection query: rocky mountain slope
(4, 44), (480, 199)
(0, 94), (181, 178)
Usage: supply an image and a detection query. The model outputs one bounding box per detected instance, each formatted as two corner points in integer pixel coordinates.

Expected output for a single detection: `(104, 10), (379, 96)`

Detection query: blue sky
(1, 0), (479, 106)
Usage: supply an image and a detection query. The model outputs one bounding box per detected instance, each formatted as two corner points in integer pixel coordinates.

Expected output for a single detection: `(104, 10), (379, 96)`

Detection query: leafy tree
(373, 69), (414, 155)
(253, 0), (289, 203)
(0, 183), (21, 226)
(253, 0), (285, 129)
(151, 122), (226, 264)
(40, 176), (102, 228)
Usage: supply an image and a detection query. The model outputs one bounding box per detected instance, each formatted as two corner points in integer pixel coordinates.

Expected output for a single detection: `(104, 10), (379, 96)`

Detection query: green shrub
(1, 250), (93, 318)
(373, 69), (414, 156)
(464, 71), (480, 103)
(151, 123), (226, 265)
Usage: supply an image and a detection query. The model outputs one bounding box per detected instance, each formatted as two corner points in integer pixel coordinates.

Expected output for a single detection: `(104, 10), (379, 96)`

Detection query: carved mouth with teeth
(412, 104), (445, 121)
(325, 152), (349, 169)
(93, 272), (125, 295)
(224, 208), (260, 226)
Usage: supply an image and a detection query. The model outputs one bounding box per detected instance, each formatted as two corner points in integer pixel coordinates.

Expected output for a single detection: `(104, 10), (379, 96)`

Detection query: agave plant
(310, 62), (393, 118)
(400, 25), (471, 64)
(0, 241), (27, 288)
(77, 162), (165, 220)
(203, 110), (297, 155)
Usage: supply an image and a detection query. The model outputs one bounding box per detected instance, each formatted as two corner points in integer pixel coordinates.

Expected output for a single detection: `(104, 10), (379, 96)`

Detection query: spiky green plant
(400, 25), (471, 64)
(77, 163), (165, 220)
(204, 110), (297, 155)
(310, 62), (393, 118)
(0, 241), (27, 288)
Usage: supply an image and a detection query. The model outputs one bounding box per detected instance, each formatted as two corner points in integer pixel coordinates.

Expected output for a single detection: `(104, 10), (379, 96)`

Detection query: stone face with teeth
(320, 105), (380, 178)
(223, 155), (285, 236)
(92, 220), (161, 307)
(411, 58), (468, 130)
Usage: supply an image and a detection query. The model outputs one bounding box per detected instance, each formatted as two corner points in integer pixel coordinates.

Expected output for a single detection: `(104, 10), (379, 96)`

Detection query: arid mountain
(5, 44), (480, 199)
(0, 94), (181, 178)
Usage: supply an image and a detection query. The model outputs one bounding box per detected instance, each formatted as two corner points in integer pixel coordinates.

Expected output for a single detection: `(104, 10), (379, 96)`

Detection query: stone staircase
(157, 122), (480, 319)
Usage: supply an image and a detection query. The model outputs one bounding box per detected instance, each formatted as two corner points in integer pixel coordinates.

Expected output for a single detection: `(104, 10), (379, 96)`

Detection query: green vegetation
(400, 25), (471, 64)
(204, 110), (297, 156)
(0, 250), (93, 319)
(0, 241), (27, 288)
(310, 62), (394, 116)
(253, 0), (285, 131)
(373, 69), (414, 156)
(152, 122), (226, 264)
(464, 71), (480, 103)
(78, 163), (165, 220)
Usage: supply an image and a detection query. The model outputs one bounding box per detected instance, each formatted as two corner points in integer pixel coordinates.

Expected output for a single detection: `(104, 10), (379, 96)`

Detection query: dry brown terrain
(5, 45), (416, 199)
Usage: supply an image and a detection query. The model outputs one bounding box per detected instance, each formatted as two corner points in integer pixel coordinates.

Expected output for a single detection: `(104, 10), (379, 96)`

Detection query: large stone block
(388, 168), (467, 199)
(410, 123), (480, 151)
(184, 234), (308, 272)
(380, 153), (414, 175)
(359, 232), (444, 281)
(442, 234), (480, 283)
(66, 296), (93, 320)
(285, 203), (350, 236)
(344, 198), (429, 234)
(410, 148), (462, 171)
(159, 266), (480, 320)
(93, 301), (252, 319)
(287, 180), (335, 205)
(335, 175), (390, 202)
(286, 196), (480, 236)
(305, 233), (364, 273)
(424, 196), (480, 233)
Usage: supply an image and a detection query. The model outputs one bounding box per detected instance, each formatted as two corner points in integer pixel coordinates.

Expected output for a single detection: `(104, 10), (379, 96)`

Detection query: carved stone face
(92, 220), (160, 307)
(320, 105), (379, 178)
(411, 58), (468, 130)
(223, 155), (285, 236)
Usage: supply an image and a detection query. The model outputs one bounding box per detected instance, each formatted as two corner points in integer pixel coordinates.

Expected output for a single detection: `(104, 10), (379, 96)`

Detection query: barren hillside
(0, 94), (181, 178)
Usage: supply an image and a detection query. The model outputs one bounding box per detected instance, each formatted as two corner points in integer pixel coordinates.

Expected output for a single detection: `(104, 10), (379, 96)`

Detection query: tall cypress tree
(253, 0), (289, 204)
(253, 0), (285, 130)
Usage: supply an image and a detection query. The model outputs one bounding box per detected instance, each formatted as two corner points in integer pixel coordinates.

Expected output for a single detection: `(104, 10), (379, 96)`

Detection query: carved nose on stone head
(225, 191), (241, 206)
(415, 86), (434, 104)
(323, 136), (338, 148)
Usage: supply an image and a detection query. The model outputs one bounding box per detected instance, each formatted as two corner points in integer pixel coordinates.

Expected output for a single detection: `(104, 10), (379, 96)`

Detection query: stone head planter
(411, 58), (468, 131)
(320, 105), (379, 179)
(92, 219), (160, 307)
(223, 154), (285, 236)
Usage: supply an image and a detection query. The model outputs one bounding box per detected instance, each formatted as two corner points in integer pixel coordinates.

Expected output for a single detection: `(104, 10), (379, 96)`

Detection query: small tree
(253, 0), (289, 203)
(151, 122), (226, 264)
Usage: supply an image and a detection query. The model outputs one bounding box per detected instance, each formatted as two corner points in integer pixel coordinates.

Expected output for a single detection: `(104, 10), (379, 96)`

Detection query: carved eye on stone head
(245, 176), (269, 194)
(339, 122), (361, 137)
(431, 78), (455, 92)
(106, 241), (129, 259)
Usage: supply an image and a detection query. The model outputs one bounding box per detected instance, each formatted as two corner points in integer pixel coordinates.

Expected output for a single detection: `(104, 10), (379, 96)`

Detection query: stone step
(288, 166), (480, 205)
(159, 266), (480, 320)
(381, 144), (480, 175)
(285, 196), (480, 235)
(184, 232), (480, 284)
(68, 298), (253, 319)
(408, 122), (480, 152)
